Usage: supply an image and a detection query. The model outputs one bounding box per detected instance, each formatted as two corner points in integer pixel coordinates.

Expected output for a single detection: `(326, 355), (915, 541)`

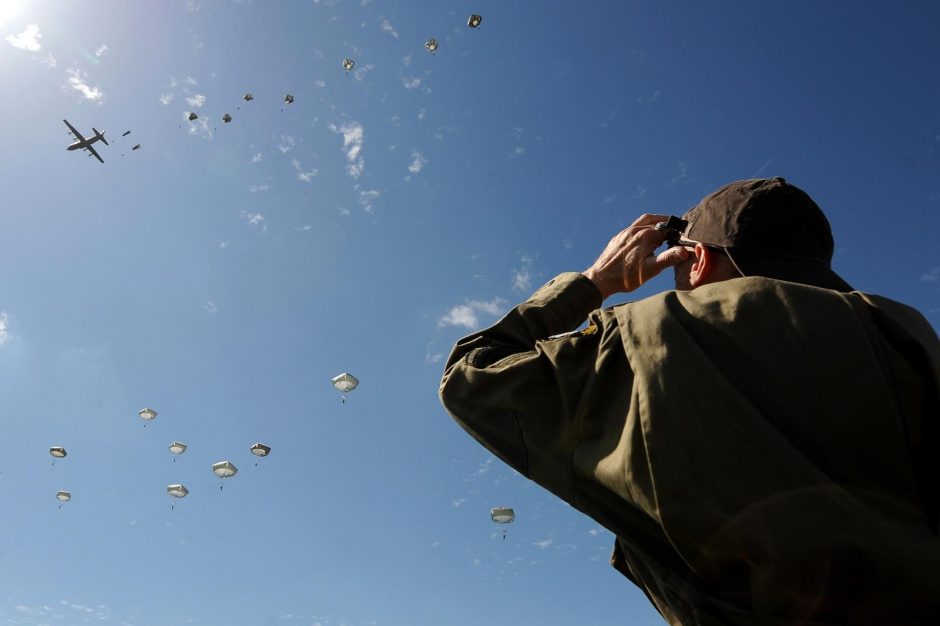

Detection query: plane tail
(93, 128), (109, 146)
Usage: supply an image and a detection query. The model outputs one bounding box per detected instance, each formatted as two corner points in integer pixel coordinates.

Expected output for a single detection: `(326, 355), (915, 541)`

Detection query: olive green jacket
(440, 272), (940, 625)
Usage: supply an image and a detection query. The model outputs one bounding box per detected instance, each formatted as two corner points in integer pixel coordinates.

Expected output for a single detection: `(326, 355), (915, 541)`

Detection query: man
(439, 178), (940, 625)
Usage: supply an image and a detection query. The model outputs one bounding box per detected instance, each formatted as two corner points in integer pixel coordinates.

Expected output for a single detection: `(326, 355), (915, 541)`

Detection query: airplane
(63, 119), (108, 163)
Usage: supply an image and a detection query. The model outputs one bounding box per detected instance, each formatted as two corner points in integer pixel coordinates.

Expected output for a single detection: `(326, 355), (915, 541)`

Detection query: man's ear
(688, 244), (714, 288)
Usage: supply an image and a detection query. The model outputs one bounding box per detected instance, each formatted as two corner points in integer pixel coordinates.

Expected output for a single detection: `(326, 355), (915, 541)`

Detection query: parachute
(132, 144), (141, 150)
(167, 484), (189, 509)
(467, 14), (482, 28)
(250, 442), (271, 466)
(342, 58), (355, 73)
(283, 94), (294, 104)
(139, 407), (157, 427)
(169, 441), (187, 462)
(57, 490), (71, 509)
(243, 93), (254, 102)
(425, 39), (439, 54)
(187, 112), (198, 121)
(331, 372), (359, 403)
(121, 130), (131, 137)
(49, 446), (67, 458)
(249, 442), (271, 457)
(212, 460), (238, 491)
(491, 506), (514, 540)
(222, 113), (232, 123)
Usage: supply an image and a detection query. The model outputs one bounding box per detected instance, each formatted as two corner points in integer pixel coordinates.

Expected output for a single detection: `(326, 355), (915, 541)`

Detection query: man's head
(671, 177), (852, 291)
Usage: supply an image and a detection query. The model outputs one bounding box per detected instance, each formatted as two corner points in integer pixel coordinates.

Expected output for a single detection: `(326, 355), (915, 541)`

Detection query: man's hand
(583, 214), (691, 300)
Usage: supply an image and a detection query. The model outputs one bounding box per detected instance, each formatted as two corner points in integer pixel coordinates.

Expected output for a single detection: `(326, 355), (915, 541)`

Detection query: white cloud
(295, 224), (313, 232)
(185, 76), (197, 86)
(358, 188), (380, 212)
(65, 68), (105, 103)
(159, 93), (174, 105)
(451, 498), (466, 507)
(204, 300), (218, 314)
(95, 44), (109, 57)
(186, 93), (206, 107)
(512, 255), (534, 292)
(41, 52), (56, 68)
(353, 63), (375, 81)
(402, 76), (422, 89)
(278, 135), (297, 153)
(6, 23), (41, 51)
(402, 52), (413, 67)
(251, 152), (263, 163)
(248, 183), (269, 193)
(330, 122), (365, 179)
(477, 458), (493, 475)
(417, 108), (426, 120)
(921, 267), (940, 282)
(379, 18), (398, 38)
(292, 158), (318, 183)
(408, 150), (426, 174)
(438, 298), (506, 329)
(314, 79), (326, 88)
(533, 538), (554, 549)
(587, 528), (600, 536)
(241, 211), (265, 228)
(0, 312), (10, 346)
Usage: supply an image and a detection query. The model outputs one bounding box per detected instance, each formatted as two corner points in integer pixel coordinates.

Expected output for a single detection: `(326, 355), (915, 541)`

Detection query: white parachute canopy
(425, 38), (439, 54)
(331, 372), (359, 403)
(49, 446), (67, 458)
(167, 484), (189, 498)
(169, 441), (187, 462)
(249, 443), (271, 457)
(139, 407), (158, 423)
(490, 506), (515, 524)
(491, 506), (514, 540)
(212, 460), (238, 491)
(167, 484), (188, 509)
(467, 14), (482, 28)
(342, 58), (355, 72)
(56, 490), (71, 502)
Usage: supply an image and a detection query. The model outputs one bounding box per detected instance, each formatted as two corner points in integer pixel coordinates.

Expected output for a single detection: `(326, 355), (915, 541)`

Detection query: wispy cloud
(248, 183), (270, 193)
(95, 44), (109, 57)
(251, 152), (263, 163)
(65, 68), (105, 103)
(159, 93), (174, 105)
(314, 79), (326, 88)
(278, 135), (297, 154)
(41, 52), (56, 68)
(292, 158), (318, 183)
(670, 160), (689, 184)
(241, 211), (266, 231)
(379, 18), (398, 38)
(533, 538), (554, 549)
(512, 255), (534, 292)
(407, 149), (426, 174)
(186, 93), (206, 107)
(204, 300), (218, 314)
(354, 63), (375, 81)
(0, 311), (10, 346)
(438, 298), (507, 329)
(358, 188), (380, 212)
(402, 76), (422, 89)
(6, 24), (41, 51)
(330, 122), (365, 179)
(451, 498), (466, 507)
(921, 267), (940, 282)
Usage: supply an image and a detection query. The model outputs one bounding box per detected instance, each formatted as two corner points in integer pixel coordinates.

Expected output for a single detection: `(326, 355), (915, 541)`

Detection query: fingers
(629, 213), (672, 229)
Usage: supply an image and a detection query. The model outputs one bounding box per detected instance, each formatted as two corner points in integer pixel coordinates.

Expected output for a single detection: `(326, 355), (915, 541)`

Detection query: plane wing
(63, 119), (86, 143)
(85, 143), (104, 163)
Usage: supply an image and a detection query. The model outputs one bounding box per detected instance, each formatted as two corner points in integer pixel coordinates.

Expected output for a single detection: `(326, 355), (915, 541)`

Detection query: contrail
(752, 155), (776, 178)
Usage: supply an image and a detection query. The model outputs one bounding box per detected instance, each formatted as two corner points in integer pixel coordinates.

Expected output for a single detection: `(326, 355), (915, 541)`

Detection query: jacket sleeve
(439, 272), (614, 502)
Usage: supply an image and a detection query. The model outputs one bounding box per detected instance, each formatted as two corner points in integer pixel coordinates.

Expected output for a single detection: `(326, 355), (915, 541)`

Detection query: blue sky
(1, 1), (939, 625)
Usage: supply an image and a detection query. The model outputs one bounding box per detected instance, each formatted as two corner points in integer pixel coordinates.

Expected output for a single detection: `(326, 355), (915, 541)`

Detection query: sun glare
(0, 1), (27, 28)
